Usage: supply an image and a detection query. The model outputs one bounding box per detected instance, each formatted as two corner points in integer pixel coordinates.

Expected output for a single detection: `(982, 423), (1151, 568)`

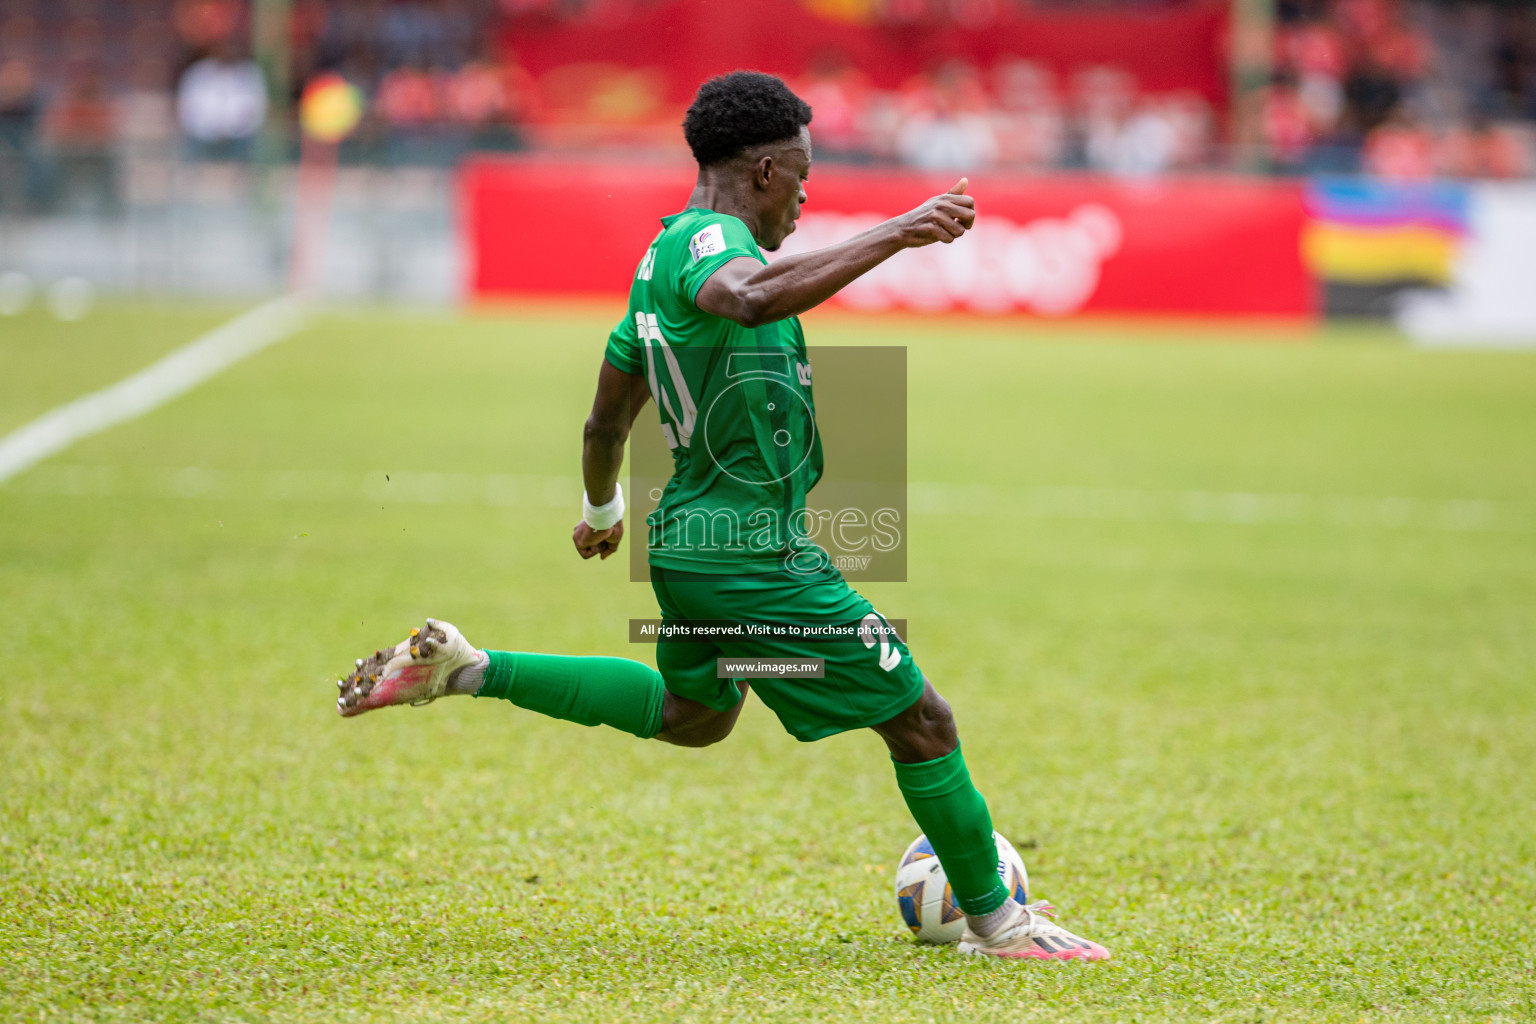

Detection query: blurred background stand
(0, 0), (1531, 337)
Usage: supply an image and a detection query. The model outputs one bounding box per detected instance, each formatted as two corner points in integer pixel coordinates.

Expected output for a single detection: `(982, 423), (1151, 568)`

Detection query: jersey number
(860, 612), (901, 672)
(636, 312), (697, 450)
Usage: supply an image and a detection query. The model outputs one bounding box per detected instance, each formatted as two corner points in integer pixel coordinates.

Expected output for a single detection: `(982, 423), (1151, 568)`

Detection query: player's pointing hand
(897, 178), (976, 248)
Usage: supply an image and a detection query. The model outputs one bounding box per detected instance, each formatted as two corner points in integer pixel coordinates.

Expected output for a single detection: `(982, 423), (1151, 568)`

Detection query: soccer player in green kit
(335, 71), (1109, 962)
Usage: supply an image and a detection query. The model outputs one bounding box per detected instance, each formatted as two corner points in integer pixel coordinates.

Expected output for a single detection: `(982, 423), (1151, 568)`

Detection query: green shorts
(650, 564), (925, 742)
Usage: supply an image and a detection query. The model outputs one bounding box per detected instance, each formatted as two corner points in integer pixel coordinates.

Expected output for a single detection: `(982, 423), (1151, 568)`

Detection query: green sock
(476, 651), (665, 739)
(892, 745), (1012, 916)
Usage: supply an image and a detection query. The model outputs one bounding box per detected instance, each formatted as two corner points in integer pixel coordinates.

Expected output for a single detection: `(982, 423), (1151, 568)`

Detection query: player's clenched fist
(896, 177), (975, 248)
(573, 520), (624, 560)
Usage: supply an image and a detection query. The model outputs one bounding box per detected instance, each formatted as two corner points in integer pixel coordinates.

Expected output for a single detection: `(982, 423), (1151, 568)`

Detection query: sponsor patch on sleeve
(689, 223), (726, 262)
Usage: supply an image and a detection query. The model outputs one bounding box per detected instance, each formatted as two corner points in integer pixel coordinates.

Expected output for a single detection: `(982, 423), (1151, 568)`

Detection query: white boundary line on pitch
(0, 297), (307, 485)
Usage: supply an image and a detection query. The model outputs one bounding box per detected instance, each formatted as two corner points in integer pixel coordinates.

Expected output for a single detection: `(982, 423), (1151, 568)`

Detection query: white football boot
(957, 900), (1111, 961)
(336, 618), (481, 717)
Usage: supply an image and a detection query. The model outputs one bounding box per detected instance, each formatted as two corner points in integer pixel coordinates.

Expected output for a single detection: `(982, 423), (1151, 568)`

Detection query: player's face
(758, 126), (811, 252)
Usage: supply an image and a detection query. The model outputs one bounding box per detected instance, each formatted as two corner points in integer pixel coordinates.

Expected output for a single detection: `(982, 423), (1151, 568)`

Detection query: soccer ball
(893, 832), (1029, 944)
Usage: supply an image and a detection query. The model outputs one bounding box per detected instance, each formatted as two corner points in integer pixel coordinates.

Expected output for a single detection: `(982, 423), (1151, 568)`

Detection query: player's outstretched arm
(697, 178), (975, 328)
(573, 359), (649, 560)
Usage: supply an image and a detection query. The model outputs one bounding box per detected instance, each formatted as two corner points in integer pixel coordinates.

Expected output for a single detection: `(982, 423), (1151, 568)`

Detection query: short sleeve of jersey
(603, 312), (640, 374)
(676, 216), (762, 306)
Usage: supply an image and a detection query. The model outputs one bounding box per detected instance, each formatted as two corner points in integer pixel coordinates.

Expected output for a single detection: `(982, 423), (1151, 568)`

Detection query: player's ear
(755, 154), (774, 191)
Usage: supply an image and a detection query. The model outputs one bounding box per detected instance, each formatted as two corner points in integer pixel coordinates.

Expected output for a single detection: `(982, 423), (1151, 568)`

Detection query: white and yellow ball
(893, 832), (1029, 944)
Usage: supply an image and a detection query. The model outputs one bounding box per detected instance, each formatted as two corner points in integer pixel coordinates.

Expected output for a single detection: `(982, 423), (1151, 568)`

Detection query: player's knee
(909, 688), (956, 743)
(898, 678), (952, 729)
(657, 692), (738, 748)
(665, 718), (735, 748)
(873, 681), (959, 762)
(903, 693), (952, 758)
(688, 722), (734, 747)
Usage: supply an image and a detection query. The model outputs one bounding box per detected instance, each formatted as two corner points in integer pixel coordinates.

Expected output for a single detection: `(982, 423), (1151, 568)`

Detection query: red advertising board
(463, 158), (1313, 318)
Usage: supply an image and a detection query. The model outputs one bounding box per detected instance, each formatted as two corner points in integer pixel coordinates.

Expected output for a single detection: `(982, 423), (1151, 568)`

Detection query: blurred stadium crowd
(0, 0), (1534, 215)
(1263, 0), (1535, 177)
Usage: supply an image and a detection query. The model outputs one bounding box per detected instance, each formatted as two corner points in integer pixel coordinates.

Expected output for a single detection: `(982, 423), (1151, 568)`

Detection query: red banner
(502, 0), (1229, 108)
(463, 158), (1313, 317)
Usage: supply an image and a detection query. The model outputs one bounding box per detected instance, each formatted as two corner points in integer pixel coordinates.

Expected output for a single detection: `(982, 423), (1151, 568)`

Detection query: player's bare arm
(696, 181), (974, 327)
(572, 359), (649, 560)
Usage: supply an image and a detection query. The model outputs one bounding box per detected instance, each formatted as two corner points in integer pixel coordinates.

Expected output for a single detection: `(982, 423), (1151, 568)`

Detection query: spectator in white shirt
(177, 42), (268, 160)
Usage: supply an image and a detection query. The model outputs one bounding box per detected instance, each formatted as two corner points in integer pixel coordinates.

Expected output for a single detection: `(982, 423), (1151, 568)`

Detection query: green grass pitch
(1, 302), (1534, 1022)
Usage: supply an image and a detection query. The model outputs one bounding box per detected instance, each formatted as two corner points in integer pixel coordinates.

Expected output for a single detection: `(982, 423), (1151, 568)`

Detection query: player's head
(684, 71), (813, 251)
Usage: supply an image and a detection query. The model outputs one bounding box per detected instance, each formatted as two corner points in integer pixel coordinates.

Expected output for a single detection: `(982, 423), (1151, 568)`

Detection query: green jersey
(605, 208), (824, 575)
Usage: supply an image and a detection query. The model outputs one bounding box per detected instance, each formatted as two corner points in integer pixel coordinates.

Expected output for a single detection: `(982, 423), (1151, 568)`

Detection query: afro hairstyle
(683, 71), (813, 167)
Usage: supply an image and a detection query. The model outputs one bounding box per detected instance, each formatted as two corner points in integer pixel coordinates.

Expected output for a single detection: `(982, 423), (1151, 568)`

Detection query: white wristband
(582, 483), (624, 530)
